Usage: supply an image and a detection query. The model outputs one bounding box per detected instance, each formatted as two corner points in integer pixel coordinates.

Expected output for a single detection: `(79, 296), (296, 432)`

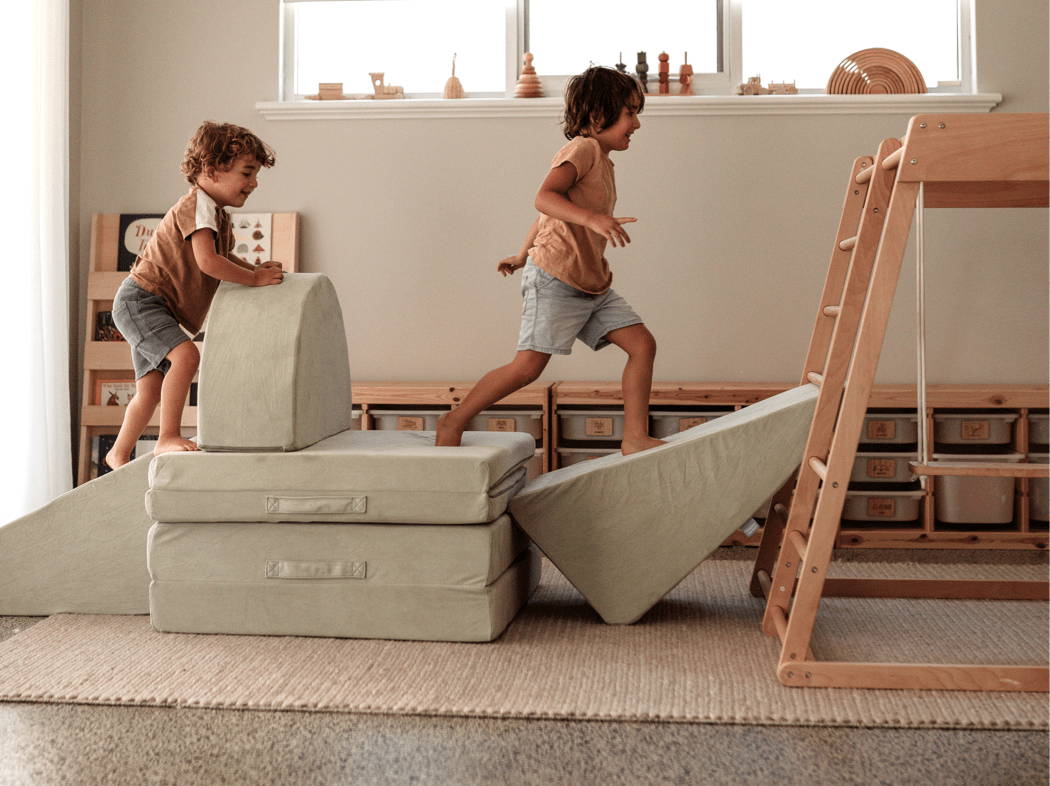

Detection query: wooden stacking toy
(826, 48), (926, 94)
(443, 54), (465, 99)
(514, 52), (544, 98)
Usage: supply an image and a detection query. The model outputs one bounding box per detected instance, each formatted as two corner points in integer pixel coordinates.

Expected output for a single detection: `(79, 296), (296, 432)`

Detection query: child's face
(198, 154), (261, 208)
(591, 101), (642, 154)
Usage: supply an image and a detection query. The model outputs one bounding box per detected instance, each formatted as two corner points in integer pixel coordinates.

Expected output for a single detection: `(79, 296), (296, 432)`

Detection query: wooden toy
(736, 76), (770, 95)
(615, 53), (627, 74)
(369, 73), (405, 100)
(826, 48), (926, 94)
(678, 52), (693, 95)
(305, 82), (348, 101)
(635, 52), (648, 93)
(514, 52), (544, 98)
(657, 52), (669, 94)
(443, 54), (464, 99)
(768, 81), (798, 95)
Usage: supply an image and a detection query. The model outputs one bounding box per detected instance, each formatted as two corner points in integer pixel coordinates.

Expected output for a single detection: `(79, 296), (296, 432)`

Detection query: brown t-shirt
(528, 136), (616, 294)
(130, 187), (245, 334)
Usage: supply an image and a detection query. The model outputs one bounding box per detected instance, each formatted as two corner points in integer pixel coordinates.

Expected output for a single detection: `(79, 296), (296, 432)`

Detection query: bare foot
(153, 436), (199, 456)
(621, 436), (668, 456)
(435, 412), (464, 447)
(104, 450), (130, 471)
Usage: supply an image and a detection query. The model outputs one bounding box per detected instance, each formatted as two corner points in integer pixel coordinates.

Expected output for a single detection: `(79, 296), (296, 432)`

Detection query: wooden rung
(838, 235), (857, 251)
(855, 165), (873, 184)
(909, 461), (1050, 479)
(773, 502), (789, 517)
(756, 569), (772, 599)
(808, 456), (828, 481)
(822, 305), (841, 317)
(881, 147), (904, 169)
(770, 604), (788, 641)
(806, 371), (824, 387)
(787, 529), (808, 561)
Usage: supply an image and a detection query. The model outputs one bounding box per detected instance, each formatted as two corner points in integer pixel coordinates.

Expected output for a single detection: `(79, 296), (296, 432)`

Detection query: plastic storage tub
(1029, 414), (1049, 447)
(466, 410), (543, 439)
(650, 410), (733, 439)
(369, 409), (445, 431)
(558, 410), (624, 441)
(350, 408), (363, 430)
(932, 452), (1022, 524)
(850, 451), (917, 484)
(843, 490), (925, 522)
(934, 412), (1017, 446)
(861, 412), (918, 445)
(556, 447), (619, 467)
(1030, 453), (1048, 522)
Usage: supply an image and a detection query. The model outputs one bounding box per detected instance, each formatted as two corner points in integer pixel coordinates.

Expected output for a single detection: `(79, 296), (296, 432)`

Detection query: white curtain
(0, 0), (72, 521)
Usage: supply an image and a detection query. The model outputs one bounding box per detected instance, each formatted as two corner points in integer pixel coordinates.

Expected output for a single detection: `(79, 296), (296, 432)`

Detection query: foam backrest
(197, 273), (352, 451)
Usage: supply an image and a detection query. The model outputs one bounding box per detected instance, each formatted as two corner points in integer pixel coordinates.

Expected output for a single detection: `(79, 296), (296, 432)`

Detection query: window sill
(256, 92), (1002, 121)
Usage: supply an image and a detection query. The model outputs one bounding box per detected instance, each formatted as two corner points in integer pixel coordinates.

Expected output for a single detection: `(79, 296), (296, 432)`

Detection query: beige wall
(74, 0), (1048, 390)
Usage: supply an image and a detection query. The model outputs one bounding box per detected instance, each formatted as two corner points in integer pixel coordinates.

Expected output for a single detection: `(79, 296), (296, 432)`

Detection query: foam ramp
(509, 384), (818, 624)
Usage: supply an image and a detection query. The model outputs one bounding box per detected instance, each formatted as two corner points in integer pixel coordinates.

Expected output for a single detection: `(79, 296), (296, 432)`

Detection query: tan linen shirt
(130, 187), (245, 334)
(528, 135), (616, 294)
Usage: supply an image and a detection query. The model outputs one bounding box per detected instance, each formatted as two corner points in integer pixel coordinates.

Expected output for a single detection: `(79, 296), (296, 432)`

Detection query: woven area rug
(0, 555), (1046, 729)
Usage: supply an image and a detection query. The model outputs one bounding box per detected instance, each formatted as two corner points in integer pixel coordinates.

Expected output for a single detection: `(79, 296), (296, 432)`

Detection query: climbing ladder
(750, 113), (1050, 692)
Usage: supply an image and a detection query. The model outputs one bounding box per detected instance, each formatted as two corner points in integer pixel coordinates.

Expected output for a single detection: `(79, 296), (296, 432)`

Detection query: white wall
(74, 0), (1048, 389)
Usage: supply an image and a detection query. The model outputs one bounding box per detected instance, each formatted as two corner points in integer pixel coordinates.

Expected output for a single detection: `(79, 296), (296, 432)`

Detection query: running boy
(105, 121), (284, 470)
(437, 66), (665, 455)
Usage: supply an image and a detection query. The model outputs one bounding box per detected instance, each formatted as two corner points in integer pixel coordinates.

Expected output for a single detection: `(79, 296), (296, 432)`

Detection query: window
(280, 1), (970, 101)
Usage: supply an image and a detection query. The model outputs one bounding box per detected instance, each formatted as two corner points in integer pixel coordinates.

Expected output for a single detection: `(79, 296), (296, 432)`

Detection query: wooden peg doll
(678, 51), (694, 95)
(658, 52), (670, 94)
(635, 52), (649, 93)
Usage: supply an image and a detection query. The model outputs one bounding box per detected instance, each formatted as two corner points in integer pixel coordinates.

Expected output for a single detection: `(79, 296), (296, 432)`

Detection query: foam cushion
(147, 429), (536, 524)
(197, 273), (352, 452)
(148, 518), (540, 641)
(509, 385), (818, 624)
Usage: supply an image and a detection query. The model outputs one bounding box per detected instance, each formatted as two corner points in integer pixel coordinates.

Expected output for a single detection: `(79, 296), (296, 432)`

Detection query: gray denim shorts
(111, 277), (191, 378)
(517, 260), (643, 355)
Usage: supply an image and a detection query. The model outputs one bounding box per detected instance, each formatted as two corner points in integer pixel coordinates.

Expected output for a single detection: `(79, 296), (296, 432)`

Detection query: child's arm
(497, 217), (540, 276)
(535, 162), (636, 247)
(190, 230), (283, 286)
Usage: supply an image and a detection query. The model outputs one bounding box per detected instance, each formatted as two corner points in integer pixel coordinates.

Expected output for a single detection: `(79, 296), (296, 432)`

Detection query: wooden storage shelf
(76, 212), (299, 485)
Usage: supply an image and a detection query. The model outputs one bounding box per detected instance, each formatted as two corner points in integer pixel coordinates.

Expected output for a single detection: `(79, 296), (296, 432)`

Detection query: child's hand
(497, 255), (526, 276)
(587, 215), (637, 247)
(251, 267), (284, 286)
(257, 260), (283, 270)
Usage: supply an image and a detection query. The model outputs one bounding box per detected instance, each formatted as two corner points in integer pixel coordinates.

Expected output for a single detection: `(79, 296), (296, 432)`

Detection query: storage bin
(934, 412), (1017, 446)
(467, 410), (543, 439)
(1030, 453), (1048, 522)
(861, 411), (918, 444)
(369, 409), (445, 431)
(350, 408), (363, 431)
(1029, 413), (1049, 447)
(558, 410), (624, 441)
(557, 447), (619, 466)
(650, 410), (733, 438)
(843, 490), (925, 522)
(932, 452), (1022, 525)
(850, 451), (917, 484)
(525, 453), (544, 480)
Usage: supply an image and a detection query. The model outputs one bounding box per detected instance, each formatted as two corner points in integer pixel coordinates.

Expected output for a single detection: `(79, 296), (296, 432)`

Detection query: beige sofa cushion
(509, 384), (818, 624)
(147, 429), (535, 524)
(197, 273), (352, 452)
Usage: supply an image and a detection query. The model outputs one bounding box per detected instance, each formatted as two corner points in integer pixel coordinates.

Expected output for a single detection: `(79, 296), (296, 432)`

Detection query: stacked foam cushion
(146, 274), (540, 641)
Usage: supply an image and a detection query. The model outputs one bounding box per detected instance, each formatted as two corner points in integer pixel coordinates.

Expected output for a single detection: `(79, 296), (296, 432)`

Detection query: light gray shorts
(516, 260), (643, 355)
(111, 277), (191, 379)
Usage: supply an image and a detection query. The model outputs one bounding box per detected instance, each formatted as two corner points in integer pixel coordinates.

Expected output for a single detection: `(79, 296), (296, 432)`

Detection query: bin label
(866, 420), (896, 440)
(397, 416), (426, 431)
(960, 420), (990, 440)
(679, 416), (708, 431)
(487, 417), (517, 432)
(585, 417), (614, 437)
(866, 458), (897, 479)
(866, 497), (897, 518)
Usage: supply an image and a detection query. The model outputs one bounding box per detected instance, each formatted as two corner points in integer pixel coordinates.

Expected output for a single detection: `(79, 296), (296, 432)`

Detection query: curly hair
(562, 67), (644, 140)
(180, 121), (276, 184)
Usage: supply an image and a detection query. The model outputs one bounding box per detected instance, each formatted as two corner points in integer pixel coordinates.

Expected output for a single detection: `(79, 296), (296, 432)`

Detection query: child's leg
(104, 371), (163, 470)
(154, 340), (201, 456)
(435, 350), (551, 446)
(604, 324), (666, 455)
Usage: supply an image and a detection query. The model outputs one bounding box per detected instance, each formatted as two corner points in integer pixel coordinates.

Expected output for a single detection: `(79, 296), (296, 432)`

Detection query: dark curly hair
(180, 121), (276, 184)
(562, 66), (644, 140)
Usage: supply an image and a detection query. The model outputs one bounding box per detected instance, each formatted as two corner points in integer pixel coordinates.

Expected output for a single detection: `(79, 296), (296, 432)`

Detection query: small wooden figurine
(678, 52), (693, 95)
(514, 52), (544, 98)
(443, 54), (464, 99)
(737, 75), (771, 95)
(615, 53), (627, 74)
(305, 82), (348, 100)
(657, 52), (670, 94)
(635, 52), (649, 93)
(768, 81), (798, 95)
(369, 73), (405, 100)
